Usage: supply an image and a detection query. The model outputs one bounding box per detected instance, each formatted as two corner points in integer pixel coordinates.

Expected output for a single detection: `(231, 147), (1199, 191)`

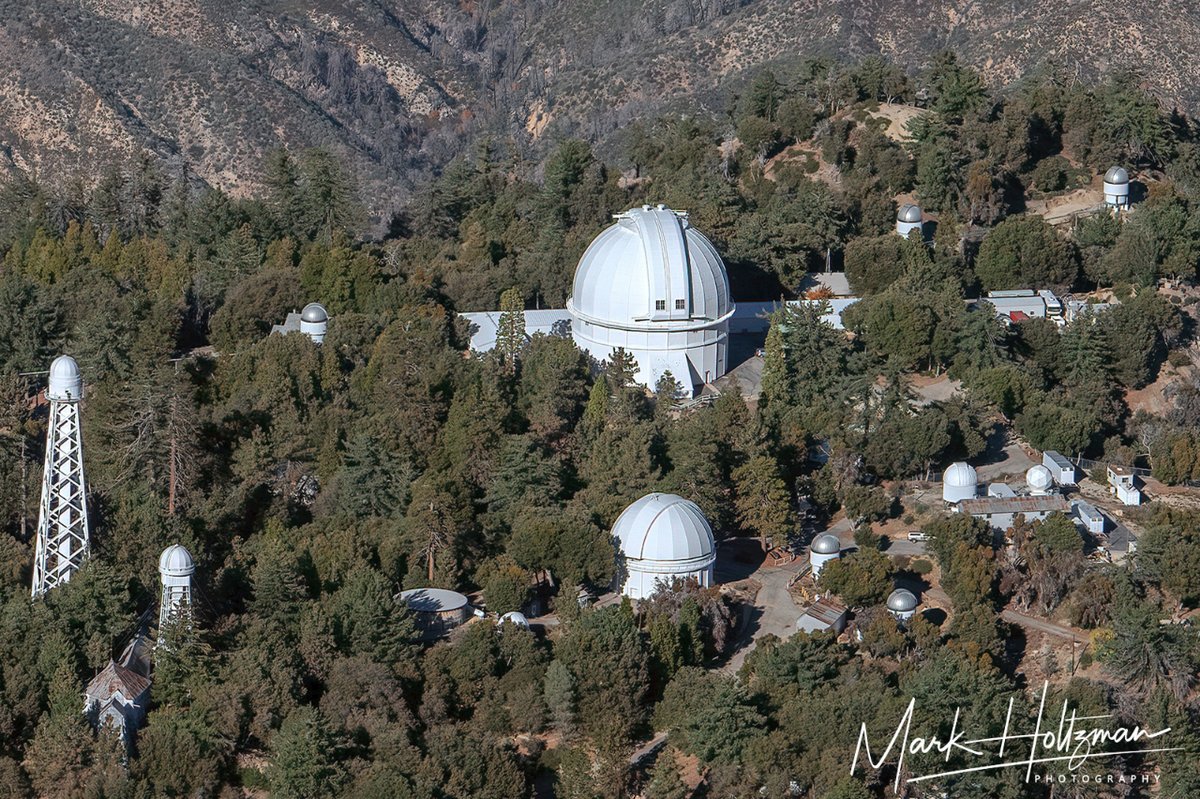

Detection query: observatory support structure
(31, 356), (90, 598)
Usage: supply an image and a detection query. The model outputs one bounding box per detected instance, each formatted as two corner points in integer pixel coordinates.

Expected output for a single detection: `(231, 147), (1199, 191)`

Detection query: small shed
(1043, 451), (1076, 485)
(1107, 466), (1142, 506)
(796, 596), (848, 635)
(1073, 501), (1105, 535)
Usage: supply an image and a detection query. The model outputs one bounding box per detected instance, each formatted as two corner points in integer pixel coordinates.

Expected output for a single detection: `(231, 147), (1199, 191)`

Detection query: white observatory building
(942, 462), (979, 504)
(895, 204), (924, 238)
(1025, 465), (1054, 495)
(31, 355), (90, 598)
(568, 205), (734, 395)
(809, 533), (841, 578)
(271, 302), (329, 344)
(158, 544), (195, 642)
(1103, 167), (1130, 210)
(887, 588), (919, 623)
(612, 492), (717, 600)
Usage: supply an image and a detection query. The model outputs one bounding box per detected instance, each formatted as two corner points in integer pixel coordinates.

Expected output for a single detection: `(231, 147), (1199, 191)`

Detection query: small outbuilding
(1103, 166), (1130, 210)
(397, 588), (472, 637)
(1073, 501), (1105, 535)
(1107, 465), (1142, 506)
(1042, 451), (1076, 485)
(796, 596), (848, 635)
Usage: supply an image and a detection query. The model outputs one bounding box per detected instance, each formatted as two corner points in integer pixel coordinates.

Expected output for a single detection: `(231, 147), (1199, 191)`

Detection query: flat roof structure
(958, 495), (1070, 516)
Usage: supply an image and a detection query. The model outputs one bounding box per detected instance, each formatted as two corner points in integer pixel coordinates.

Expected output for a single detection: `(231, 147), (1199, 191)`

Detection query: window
(675, 299), (685, 310)
(655, 300), (666, 310)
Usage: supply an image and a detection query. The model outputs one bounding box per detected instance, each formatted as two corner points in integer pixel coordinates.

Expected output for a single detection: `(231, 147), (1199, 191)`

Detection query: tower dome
(942, 462), (978, 503)
(568, 206), (734, 395)
(299, 302), (329, 345)
(47, 355), (83, 401)
(612, 492), (716, 599)
(1103, 167), (1130, 209)
(887, 588), (918, 621)
(809, 533), (841, 578)
(158, 544), (195, 577)
(895, 204), (924, 238)
(1026, 464), (1054, 495)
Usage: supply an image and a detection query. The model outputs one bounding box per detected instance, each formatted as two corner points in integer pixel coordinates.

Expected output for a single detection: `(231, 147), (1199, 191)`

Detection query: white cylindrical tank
(810, 534), (841, 579)
(942, 462), (979, 503)
(47, 355), (83, 402)
(612, 493), (717, 600)
(887, 588), (918, 622)
(895, 204), (924, 238)
(1103, 167), (1130, 209)
(1026, 464), (1054, 495)
(299, 303), (329, 344)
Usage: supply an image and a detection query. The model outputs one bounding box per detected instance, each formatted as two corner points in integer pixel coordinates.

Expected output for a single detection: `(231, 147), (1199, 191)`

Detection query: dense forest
(0, 54), (1197, 798)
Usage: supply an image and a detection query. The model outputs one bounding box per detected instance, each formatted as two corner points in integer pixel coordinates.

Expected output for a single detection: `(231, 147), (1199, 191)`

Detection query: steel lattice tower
(31, 356), (90, 598)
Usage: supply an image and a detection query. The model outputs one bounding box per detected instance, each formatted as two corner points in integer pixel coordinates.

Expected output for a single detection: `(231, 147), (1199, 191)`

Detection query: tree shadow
(714, 538), (768, 583)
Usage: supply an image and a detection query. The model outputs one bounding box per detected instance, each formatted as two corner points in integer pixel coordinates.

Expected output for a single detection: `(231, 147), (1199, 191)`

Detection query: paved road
(629, 731), (668, 766)
(1001, 609), (1084, 642)
(721, 561), (804, 674)
(884, 539), (928, 557)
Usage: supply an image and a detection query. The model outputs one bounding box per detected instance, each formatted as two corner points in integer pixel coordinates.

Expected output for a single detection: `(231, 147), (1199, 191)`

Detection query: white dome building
(895, 204), (924, 238)
(1103, 166), (1130, 209)
(299, 303), (329, 344)
(887, 588), (919, 622)
(158, 544), (195, 642)
(942, 462), (979, 503)
(568, 205), (734, 396)
(612, 493), (717, 600)
(1026, 464), (1054, 495)
(810, 533), (841, 579)
(47, 355), (83, 401)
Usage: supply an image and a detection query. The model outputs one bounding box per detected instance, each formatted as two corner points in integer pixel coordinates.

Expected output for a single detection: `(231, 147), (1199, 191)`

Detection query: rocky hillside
(1, 0), (1198, 215)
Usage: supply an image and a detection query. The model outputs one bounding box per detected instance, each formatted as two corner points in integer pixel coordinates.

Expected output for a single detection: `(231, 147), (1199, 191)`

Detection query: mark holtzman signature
(851, 681), (1179, 789)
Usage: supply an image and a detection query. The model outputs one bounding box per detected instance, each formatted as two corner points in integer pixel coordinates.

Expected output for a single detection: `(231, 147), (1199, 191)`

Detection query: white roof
(158, 544), (194, 577)
(887, 588), (918, 612)
(398, 588), (469, 613)
(1026, 465), (1053, 491)
(47, 355), (83, 400)
(943, 462), (978, 488)
(567, 205), (732, 331)
(613, 493), (716, 563)
(458, 309), (573, 352)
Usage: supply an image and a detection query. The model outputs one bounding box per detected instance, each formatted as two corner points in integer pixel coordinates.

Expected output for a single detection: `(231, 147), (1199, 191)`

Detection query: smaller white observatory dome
(47, 355), (83, 402)
(498, 611), (530, 629)
(159, 544), (195, 578)
(895, 204), (924, 238)
(942, 462), (979, 503)
(1103, 166), (1130, 209)
(810, 533), (842, 578)
(1026, 464), (1054, 495)
(887, 588), (919, 621)
(299, 302), (329, 344)
(613, 493), (716, 600)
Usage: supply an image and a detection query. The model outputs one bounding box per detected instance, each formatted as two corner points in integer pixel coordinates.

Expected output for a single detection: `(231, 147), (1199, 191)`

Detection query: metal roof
(798, 597), (848, 627)
(397, 588), (469, 613)
(959, 495), (1070, 516)
(1104, 166), (1129, 184)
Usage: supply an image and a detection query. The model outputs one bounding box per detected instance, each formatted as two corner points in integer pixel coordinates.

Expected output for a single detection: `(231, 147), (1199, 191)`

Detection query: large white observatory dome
(1026, 464), (1054, 495)
(612, 492), (716, 600)
(568, 205), (734, 396)
(942, 462), (979, 503)
(47, 355), (83, 401)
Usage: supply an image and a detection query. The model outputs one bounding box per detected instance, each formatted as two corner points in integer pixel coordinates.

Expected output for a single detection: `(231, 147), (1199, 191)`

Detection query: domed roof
(498, 611), (529, 629)
(47, 355), (83, 400)
(1026, 464), (1053, 491)
(301, 302), (328, 323)
(1104, 166), (1129, 184)
(613, 493), (716, 563)
(568, 205), (733, 330)
(896, 203), (923, 223)
(811, 534), (841, 555)
(887, 588), (918, 612)
(943, 462), (978, 488)
(158, 544), (195, 577)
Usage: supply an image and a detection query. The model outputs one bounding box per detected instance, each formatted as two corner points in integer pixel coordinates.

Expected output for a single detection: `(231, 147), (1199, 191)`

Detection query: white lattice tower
(158, 544), (195, 645)
(31, 355), (90, 598)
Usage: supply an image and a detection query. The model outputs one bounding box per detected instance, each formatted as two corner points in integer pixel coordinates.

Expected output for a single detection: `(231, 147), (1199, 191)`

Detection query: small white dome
(1104, 166), (1129, 185)
(613, 493), (716, 563)
(943, 462), (978, 488)
(1026, 464), (1053, 493)
(896, 203), (923, 223)
(568, 205), (733, 331)
(887, 588), (918, 612)
(301, 303), (328, 323)
(47, 355), (83, 401)
(158, 544), (195, 577)
(811, 534), (841, 555)
(498, 611), (529, 629)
